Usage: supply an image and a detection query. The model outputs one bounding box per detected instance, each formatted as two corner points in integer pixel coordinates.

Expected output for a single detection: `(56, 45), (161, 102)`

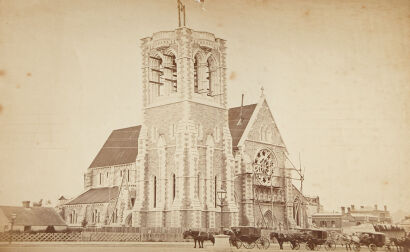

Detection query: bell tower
(132, 19), (238, 228)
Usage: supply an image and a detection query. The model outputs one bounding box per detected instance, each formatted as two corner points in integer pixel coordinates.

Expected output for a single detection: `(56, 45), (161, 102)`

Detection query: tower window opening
(170, 55), (177, 92)
(149, 56), (164, 97)
(163, 53), (177, 93)
(127, 170), (130, 182)
(206, 57), (216, 95)
(99, 173), (102, 185)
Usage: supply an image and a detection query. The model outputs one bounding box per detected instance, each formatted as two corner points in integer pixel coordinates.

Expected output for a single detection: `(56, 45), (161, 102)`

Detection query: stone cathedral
(61, 25), (320, 230)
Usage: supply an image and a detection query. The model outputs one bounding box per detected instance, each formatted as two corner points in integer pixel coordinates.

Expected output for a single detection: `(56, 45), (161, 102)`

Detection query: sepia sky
(0, 0), (409, 218)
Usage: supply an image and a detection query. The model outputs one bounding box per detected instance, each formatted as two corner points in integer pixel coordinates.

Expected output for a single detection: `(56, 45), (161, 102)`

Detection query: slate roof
(88, 105), (257, 169)
(0, 206), (66, 226)
(89, 126), (141, 168)
(228, 104), (257, 147)
(66, 187), (119, 205)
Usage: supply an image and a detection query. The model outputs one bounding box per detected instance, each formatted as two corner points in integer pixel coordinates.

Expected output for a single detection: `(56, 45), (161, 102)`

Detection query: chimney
(384, 205), (387, 211)
(351, 205), (355, 210)
(374, 204), (378, 210)
(347, 207), (351, 213)
(341, 207), (346, 215)
(22, 201), (30, 208)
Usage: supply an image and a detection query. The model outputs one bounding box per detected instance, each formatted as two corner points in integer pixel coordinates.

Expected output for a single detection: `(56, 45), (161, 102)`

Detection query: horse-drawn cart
(229, 226), (270, 249)
(298, 228), (330, 250)
(357, 232), (387, 252)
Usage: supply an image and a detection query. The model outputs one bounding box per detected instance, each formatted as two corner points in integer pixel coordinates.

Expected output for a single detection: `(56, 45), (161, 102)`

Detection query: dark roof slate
(89, 126), (141, 168)
(0, 206), (66, 226)
(228, 104), (257, 147)
(66, 187), (119, 205)
(88, 105), (257, 168)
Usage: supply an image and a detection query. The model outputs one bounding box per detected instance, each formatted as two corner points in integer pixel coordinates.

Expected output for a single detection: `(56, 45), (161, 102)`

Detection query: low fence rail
(0, 232), (81, 242)
(0, 227), (273, 242)
(0, 231), (186, 242)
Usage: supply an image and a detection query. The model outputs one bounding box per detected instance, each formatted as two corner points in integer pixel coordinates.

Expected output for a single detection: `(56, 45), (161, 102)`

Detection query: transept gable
(236, 96), (287, 151)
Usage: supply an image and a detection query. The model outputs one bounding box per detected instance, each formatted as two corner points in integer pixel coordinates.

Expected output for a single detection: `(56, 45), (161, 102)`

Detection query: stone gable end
(246, 100), (286, 148)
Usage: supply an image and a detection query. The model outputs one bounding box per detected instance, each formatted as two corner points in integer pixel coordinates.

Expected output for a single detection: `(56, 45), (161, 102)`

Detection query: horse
(225, 229), (241, 249)
(337, 233), (360, 251)
(390, 237), (410, 252)
(182, 229), (215, 248)
(270, 232), (301, 250)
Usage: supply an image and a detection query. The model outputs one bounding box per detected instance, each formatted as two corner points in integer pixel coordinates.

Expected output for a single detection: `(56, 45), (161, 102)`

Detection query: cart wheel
(369, 244), (377, 252)
(354, 243), (361, 252)
(328, 241), (337, 251)
(243, 241), (256, 249)
(256, 237), (270, 250)
(384, 245), (392, 252)
(291, 242), (300, 250)
(235, 240), (242, 249)
(307, 242), (317, 250)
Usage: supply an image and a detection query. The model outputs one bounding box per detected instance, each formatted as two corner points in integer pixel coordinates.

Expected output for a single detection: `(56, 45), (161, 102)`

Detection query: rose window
(253, 149), (277, 186)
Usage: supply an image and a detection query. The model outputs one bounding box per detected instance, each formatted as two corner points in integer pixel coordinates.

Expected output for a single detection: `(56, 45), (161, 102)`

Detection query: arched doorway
(264, 210), (274, 229)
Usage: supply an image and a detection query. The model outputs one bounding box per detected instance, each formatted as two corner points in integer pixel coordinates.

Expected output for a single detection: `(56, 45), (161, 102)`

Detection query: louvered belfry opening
(149, 52), (177, 98)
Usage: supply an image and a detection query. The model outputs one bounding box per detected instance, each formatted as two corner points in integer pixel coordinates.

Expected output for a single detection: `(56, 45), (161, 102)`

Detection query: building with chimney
(312, 204), (392, 232)
(0, 201), (67, 232)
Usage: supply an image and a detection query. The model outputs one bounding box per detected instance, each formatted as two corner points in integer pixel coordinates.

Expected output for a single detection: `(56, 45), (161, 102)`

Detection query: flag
(194, 0), (206, 11)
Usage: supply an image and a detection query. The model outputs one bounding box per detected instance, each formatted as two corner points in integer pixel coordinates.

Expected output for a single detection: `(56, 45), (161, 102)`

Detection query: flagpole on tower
(177, 0), (181, 27)
(177, 0), (186, 27)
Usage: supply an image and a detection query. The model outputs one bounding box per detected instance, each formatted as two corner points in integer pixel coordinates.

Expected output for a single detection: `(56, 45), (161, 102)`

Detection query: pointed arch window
(153, 176), (157, 208)
(206, 57), (216, 96)
(164, 53), (177, 92)
(197, 173), (201, 201)
(113, 209), (118, 223)
(172, 173), (176, 201)
(214, 176), (217, 208)
(149, 55), (164, 96)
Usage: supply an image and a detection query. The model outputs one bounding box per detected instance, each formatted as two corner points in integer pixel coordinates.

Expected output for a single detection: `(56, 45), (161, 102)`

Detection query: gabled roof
(66, 187), (119, 205)
(0, 206), (66, 226)
(228, 104), (257, 147)
(89, 126), (141, 168)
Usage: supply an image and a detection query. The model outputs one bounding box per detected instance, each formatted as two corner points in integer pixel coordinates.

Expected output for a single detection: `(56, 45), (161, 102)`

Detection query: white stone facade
(62, 27), (318, 231)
